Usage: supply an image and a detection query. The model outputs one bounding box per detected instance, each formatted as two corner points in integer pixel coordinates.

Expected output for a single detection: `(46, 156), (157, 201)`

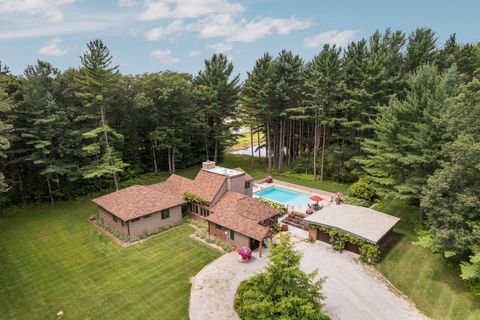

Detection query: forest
(1, 27), (480, 293)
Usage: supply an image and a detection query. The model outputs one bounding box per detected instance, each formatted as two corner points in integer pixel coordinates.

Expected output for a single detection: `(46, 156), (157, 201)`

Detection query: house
(304, 204), (400, 253)
(92, 161), (278, 256)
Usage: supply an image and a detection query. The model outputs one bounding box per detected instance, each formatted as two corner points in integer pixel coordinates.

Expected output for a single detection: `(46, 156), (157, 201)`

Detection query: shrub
(288, 156), (312, 174)
(346, 178), (376, 202)
(234, 234), (330, 320)
(343, 195), (371, 207)
(257, 197), (287, 215)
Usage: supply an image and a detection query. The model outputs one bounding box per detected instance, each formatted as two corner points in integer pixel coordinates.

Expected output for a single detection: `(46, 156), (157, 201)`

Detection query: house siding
(128, 205), (182, 239)
(228, 175), (246, 194)
(98, 207), (129, 235)
(208, 222), (227, 242)
(208, 224), (251, 249)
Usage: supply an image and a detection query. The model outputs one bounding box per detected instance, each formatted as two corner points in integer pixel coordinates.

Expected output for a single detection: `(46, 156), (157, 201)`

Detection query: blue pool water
(255, 186), (311, 209)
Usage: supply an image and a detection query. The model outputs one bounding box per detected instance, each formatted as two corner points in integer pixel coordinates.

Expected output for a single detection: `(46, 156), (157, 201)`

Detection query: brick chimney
(202, 161), (216, 170)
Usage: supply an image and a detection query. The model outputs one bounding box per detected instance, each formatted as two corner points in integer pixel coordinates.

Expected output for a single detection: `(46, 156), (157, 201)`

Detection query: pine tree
(234, 233), (329, 319)
(271, 50), (305, 172)
(195, 54), (240, 163)
(76, 40), (127, 191)
(0, 68), (13, 192)
(405, 28), (437, 73)
(360, 64), (459, 222)
(240, 53), (275, 170)
(18, 61), (76, 203)
(304, 45), (344, 180)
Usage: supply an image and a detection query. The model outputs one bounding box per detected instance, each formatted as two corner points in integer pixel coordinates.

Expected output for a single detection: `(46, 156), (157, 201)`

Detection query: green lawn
(0, 198), (220, 320)
(375, 199), (480, 320)
(2, 154), (479, 320)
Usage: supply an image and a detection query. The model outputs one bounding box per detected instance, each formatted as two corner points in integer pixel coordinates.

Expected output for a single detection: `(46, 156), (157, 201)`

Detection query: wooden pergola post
(259, 238), (263, 258)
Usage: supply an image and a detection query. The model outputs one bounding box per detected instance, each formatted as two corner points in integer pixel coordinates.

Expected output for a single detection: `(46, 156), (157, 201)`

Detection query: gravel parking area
(190, 240), (427, 320)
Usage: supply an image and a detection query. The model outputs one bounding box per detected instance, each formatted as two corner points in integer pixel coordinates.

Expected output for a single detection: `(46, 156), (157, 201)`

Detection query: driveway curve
(189, 240), (427, 320)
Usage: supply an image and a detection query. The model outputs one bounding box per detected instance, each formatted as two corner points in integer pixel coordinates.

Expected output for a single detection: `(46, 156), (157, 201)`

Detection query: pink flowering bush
(239, 247), (252, 261)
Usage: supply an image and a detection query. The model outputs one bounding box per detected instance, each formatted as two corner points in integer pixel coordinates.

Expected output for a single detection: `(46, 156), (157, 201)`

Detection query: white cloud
(139, 0), (245, 21)
(151, 49), (179, 65)
(118, 0), (138, 7)
(229, 16), (311, 43)
(304, 29), (357, 49)
(146, 20), (184, 40)
(188, 50), (202, 57)
(38, 38), (67, 56)
(191, 15), (311, 43)
(207, 42), (232, 53)
(0, 0), (74, 23)
(0, 18), (118, 39)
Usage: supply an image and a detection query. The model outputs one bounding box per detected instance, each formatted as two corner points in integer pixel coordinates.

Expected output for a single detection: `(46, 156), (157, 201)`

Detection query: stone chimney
(202, 161), (216, 170)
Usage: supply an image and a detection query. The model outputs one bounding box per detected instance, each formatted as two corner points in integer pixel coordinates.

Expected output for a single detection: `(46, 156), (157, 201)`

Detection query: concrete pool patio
(189, 239), (428, 320)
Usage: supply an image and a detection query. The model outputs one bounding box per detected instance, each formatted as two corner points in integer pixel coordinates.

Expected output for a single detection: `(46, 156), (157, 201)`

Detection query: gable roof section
(92, 185), (184, 221)
(206, 209), (270, 241)
(189, 170), (227, 203)
(304, 204), (400, 244)
(148, 174), (194, 202)
(206, 191), (279, 240)
(233, 167), (253, 181)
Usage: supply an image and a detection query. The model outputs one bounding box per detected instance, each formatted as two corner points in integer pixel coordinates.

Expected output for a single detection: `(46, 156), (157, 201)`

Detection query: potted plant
(265, 175), (273, 183)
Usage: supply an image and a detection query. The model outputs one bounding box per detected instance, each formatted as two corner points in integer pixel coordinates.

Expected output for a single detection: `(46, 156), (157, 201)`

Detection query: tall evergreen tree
(240, 53), (275, 170)
(405, 28), (437, 73)
(76, 40), (127, 191)
(271, 50), (305, 172)
(195, 54), (240, 163)
(304, 45), (344, 180)
(18, 61), (76, 203)
(360, 64), (459, 222)
(0, 69), (13, 192)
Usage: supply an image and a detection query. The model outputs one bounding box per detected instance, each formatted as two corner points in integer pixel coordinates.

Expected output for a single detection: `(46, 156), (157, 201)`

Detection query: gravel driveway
(189, 240), (427, 320)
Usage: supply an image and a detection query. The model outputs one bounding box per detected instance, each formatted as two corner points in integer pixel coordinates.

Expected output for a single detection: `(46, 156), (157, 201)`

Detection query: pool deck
(253, 180), (334, 214)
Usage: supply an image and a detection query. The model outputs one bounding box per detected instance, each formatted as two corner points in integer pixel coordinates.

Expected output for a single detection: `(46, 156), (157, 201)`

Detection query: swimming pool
(255, 186), (311, 209)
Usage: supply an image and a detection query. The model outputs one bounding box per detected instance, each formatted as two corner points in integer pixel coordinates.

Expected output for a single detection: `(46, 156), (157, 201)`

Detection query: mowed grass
(0, 198), (220, 320)
(376, 199), (480, 320)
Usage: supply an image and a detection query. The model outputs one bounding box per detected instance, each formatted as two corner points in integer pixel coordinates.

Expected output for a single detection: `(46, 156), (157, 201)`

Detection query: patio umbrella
(310, 195), (323, 204)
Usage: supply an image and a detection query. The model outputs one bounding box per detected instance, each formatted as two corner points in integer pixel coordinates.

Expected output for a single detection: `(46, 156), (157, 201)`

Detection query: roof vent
(202, 161), (216, 170)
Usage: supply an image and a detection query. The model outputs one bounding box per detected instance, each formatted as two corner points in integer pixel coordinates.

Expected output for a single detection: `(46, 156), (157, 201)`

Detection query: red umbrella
(310, 195), (323, 203)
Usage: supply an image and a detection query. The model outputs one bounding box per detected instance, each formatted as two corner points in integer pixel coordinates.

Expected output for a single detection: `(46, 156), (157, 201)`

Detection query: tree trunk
(152, 141), (158, 173)
(250, 125), (254, 167)
(419, 206), (424, 225)
(257, 129), (261, 158)
(167, 148), (172, 173)
(214, 139), (218, 163)
(205, 137), (209, 160)
(46, 176), (54, 204)
(313, 109), (318, 181)
(100, 105), (119, 191)
(320, 122), (327, 182)
(266, 122), (272, 174)
(172, 145), (176, 173)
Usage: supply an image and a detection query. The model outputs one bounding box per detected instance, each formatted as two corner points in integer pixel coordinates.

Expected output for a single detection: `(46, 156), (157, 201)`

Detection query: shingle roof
(304, 204), (400, 244)
(206, 191), (279, 240)
(233, 167), (253, 181)
(189, 170), (226, 203)
(206, 209), (270, 241)
(148, 174), (194, 202)
(92, 185), (184, 221)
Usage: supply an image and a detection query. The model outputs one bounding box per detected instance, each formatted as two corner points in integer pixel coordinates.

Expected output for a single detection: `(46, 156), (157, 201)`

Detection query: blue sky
(1, 0), (479, 78)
